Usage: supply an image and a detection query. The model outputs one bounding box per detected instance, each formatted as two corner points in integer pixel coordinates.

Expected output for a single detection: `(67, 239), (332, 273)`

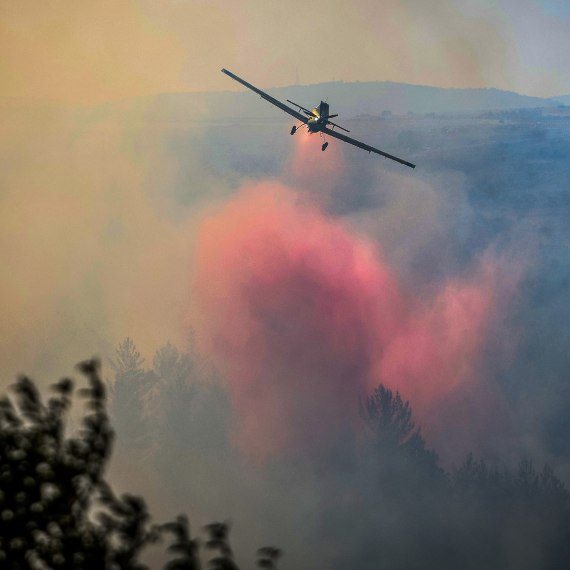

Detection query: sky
(1, 0), (569, 105)
(1, 4), (570, 566)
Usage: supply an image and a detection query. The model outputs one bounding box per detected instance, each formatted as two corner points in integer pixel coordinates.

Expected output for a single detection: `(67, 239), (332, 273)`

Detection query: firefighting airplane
(221, 68), (415, 169)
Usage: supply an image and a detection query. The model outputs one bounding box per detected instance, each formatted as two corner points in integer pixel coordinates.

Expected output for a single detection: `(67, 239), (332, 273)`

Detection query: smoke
(286, 129), (345, 200)
(193, 181), (397, 456)
(2, 66), (567, 567)
(192, 151), (520, 459)
(0, 101), (221, 386)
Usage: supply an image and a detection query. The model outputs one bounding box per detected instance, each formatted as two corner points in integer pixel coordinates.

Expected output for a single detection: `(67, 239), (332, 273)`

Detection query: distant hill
(105, 80), (556, 124)
(2, 81), (559, 123)
(551, 94), (570, 106)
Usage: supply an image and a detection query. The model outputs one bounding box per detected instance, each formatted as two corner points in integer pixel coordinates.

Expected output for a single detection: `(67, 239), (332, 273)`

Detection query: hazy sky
(1, 0), (569, 104)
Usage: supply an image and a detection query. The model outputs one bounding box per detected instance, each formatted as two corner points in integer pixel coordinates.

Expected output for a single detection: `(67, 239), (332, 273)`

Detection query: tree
(452, 454), (570, 569)
(108, 339), (157, 453)
(256, 547), (282, 569)
(204, 522), (238, 570)
(360, 385), (440, 477)
(361, 385), (416, 448)
(153, 343), (193, 388)
(0, 359), (281, 569)
(0, 360), (121, 568)
(159, 515), (200, 570)
(109, 338), (145, 377)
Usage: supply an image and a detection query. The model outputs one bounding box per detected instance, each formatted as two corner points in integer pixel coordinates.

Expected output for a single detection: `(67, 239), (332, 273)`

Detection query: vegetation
(350, 385), (570, 569)
(1, 339), (569, 568)
(0, 358), (279, 569)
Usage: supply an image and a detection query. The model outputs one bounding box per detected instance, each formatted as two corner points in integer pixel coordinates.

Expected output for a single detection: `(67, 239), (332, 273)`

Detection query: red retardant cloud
(193, 181), (403, 456)
(192, 183), (508, 458)
(378, 265), (494, 414)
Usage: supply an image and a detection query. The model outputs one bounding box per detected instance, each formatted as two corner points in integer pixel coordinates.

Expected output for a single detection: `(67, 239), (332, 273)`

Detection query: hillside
(105, 80), (556, 123)
(2, 81), (559, 125)
(552, 94), (570, 106)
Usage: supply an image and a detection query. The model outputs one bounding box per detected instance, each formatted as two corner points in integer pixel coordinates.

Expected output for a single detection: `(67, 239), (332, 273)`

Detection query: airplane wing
(327, 120), (350, 133)
(221, 69), (308, 124)
(323, 126), (416, 168)
(286, 99), (315, 117)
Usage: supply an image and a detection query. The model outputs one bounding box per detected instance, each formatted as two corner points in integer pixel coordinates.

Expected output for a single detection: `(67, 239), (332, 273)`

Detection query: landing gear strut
(291, 123), (305, 135)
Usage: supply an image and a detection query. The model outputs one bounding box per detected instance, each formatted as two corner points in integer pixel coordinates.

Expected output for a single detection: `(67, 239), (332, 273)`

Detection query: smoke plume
(193, 166), (516, 459)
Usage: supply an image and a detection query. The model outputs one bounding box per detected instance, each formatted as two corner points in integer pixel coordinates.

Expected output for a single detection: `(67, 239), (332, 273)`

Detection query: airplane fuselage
(306, 101), (330, 133)
(307, 120), (323, 132)
(307, 114), (326, 132)
(220, 68), (416, 167)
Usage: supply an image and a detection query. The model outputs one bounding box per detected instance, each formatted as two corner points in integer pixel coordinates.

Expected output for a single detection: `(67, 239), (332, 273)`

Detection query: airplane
(221, 68), (415, 169)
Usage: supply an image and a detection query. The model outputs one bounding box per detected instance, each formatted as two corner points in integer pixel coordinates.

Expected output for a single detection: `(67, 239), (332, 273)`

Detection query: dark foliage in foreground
(2, 344), (570, 569)
(0, 359), (279, 569)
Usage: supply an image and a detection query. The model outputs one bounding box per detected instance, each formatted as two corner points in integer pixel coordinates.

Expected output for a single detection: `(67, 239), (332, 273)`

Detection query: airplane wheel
(290, 126), (297, 135)
(321, 142), (328, 151)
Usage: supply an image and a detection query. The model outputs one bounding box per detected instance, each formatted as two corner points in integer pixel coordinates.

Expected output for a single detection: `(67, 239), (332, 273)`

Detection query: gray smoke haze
(1, 90), (569, 568)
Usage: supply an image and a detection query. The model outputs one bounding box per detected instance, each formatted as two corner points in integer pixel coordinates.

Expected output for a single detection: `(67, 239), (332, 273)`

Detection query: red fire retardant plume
(193, 181), (504, 459)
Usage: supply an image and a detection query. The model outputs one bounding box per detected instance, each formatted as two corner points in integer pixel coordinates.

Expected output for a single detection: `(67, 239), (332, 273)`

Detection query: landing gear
(321, 142), (329, 151)
(290, 125), (297, 135)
